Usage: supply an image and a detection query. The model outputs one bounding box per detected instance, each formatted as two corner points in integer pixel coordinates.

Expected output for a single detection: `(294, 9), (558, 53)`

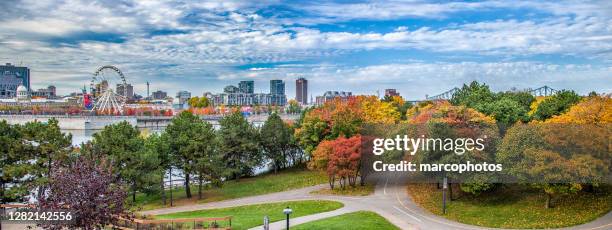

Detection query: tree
(383, 95), (412, 120)
(188, 96), (210, 108)
(498, 123), (608, 208)
(476, 97), (528, 132)
(286, 99), (302, 114)
(165, 111), (218, 198)
(0, 121), (28, 203)
(545, 95), (611, 125)
(532, 90), (581, 121)
(91, 121), (159, 202)
(327, 135), (362, 189)
(260, 113), (293, 173)
(218, 111), (262, 180)
(450, 81), (495, 108)
(17, 119), (72, 199)
(38, 156), (128, 230)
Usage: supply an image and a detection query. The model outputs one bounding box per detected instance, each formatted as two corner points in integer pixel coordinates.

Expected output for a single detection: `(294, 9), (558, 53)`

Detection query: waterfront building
(296, 78), (308, 105)
(238, 80), (254, 94)
(152, 90), (167, 100)
(315, 91), (352, 105)
(270, 80), (285, 95)
(385, 89), (400, 97)
(31, 85), (57, 99)
(0, 72), (22, 98)
(206, 80), (287, 106)
(0, 63), (30, 90)
(176, 90), (191, 105)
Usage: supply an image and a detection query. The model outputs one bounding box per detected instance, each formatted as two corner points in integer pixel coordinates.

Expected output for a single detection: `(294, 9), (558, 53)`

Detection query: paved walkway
(140, 172), (612, 230)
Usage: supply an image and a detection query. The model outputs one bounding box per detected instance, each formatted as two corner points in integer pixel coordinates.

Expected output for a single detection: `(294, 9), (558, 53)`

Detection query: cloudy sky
(1, 0), (611, 99)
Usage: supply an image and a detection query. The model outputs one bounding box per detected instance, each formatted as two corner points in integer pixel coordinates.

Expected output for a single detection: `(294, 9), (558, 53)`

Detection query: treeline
(1, 111), (304, 206)
(297, 81), (610, 208)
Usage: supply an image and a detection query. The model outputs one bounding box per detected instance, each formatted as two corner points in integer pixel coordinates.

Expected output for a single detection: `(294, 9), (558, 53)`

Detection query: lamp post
(283, 207), (293, 229)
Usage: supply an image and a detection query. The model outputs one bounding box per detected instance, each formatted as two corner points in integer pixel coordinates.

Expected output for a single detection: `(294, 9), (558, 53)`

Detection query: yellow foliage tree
(545, 95), (611, 125)
(359, 96), (400, 124)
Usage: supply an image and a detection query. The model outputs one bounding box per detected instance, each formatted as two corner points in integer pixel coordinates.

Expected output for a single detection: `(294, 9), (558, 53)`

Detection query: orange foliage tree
(545, 95), (611, 125)
(310, 135), (362, 189)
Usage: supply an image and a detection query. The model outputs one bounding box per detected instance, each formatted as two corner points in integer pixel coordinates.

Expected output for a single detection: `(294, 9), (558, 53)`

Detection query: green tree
(260, 113), (293, 173)
(91, 121), (159, 202)
(450, 81), (495, 108)
(532, 90), (581, 121)
(17, 119), (72, 198)
(476, 97), (528, 132)
(0, 121), (28, 202)
(218, 111), (262, 180)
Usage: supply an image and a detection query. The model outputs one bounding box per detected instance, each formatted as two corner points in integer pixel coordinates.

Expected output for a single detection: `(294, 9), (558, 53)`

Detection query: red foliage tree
(38, 157), (129, 230)
(326, 135), (362, 189)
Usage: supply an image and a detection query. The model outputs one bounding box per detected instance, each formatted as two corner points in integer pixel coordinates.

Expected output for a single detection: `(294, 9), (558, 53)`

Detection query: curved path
(140, 173), (612, 230)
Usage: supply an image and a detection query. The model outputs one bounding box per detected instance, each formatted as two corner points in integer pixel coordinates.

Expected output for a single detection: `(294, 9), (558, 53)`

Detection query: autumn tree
(38, 156), (128, 230)
(497, 123), (609, 208)
(310, 136), (363, 189)
(188, 96), (210, 108)
(544, 95), (611, 124)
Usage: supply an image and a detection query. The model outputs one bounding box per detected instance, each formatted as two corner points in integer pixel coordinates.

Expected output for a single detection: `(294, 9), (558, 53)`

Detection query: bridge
(407, 85), (560, 104)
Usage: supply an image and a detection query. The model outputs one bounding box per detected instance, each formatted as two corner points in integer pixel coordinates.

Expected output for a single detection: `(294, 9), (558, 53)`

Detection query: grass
(134, 168), (327, 210)
(311, 184), (375, 196)
(292, 211), (400, 230)
(154, 200), (343, 230)
(407, 183), (612, 229)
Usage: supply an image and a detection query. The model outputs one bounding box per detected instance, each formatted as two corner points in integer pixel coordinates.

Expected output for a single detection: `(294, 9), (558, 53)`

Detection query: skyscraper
(238, 80), (254, 94)
(0, 63), (30, 90)
(176, 90), (191, 105)
(270, 80), (285, 95)
(296, 78), (308, 105)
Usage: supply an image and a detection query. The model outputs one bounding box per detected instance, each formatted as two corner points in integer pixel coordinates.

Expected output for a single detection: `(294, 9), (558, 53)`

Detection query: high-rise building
(238, 80), (254, 94)
(224, 85), (239, 93)
(0, 63), (30, 90)
(116, 84), (134, 99)
(296, 78), (308, 105)
(152, 90), (167, 100)
(176, 90), (191, 105)
(384, 89), (399, 97)
(270, 80), (285, 95)
(0, 72), (22, 98)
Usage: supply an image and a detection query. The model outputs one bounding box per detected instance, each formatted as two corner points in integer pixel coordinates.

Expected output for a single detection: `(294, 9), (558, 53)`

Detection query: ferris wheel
(90, 65), (128, 114)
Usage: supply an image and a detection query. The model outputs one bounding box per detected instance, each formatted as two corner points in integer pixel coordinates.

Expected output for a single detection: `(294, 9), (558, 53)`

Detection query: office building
(116, 84), (134, 99)
(207, 80), (286, 106)
(270, 80), (285, 95)
(0, 72), (23, 98)
(0, 63), (30, 90)
(238, 80), (254, 94)
(224, 85), (239, 93)
(152, 90), (167, 100)
(296, 78), (308, 105)
(176, 90), (191, 105)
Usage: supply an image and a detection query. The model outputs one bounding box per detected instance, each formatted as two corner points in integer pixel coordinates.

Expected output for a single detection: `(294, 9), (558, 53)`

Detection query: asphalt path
(140, 172), (612, 230)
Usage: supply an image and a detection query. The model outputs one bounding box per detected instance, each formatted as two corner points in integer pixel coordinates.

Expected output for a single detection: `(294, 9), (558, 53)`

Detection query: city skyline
(0, 0), (611, 99)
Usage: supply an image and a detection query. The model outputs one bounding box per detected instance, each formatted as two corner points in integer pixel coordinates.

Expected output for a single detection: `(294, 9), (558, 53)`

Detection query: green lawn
(311, 184), (375, 196)
(155, 200), (343, 230)
(134, 168), (327, 210)
(407, 184), (612, 229)
(292, 211), (399, 230)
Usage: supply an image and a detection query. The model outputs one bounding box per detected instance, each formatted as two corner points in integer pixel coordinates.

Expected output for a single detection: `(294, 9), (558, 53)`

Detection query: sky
(0, 0), (611, 100)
